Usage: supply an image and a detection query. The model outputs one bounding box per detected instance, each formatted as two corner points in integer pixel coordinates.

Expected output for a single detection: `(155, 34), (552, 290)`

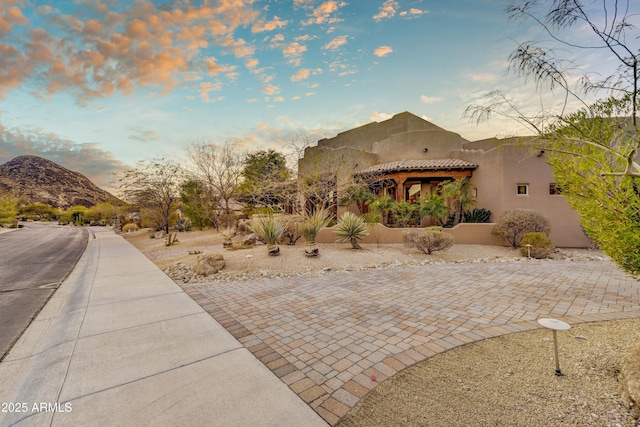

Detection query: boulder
(620, 342), (640, 419)
(242, 233), (257, 246)
(195, 254), (225, 276)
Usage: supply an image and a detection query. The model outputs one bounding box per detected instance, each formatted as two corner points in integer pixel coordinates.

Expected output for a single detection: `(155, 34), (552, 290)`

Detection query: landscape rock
(242, 233), (257, 246)
(195, 254), (225, 276)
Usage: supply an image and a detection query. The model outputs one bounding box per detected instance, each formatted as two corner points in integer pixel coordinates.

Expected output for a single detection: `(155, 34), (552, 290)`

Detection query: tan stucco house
(299, 111), (591, 247)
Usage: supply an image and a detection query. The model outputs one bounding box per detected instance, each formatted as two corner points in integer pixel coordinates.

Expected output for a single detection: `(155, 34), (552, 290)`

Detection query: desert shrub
(220, 227), (236, 240)
(334, 211), (370, 249)
(403, 227), (454, 254)
(300, 209), (331, 243)
(464, 208), (492, 223)
(492, 210), (551, 248)
(249, 215), (286, 246)
(175, 218), (192, 232)
(122, 223), (139, 232)
(282, 215), (306, 245)
(519, 232), (553, 258)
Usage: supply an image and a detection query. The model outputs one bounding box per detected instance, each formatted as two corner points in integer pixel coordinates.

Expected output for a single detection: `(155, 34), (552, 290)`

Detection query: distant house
(298, 111), (591, 247)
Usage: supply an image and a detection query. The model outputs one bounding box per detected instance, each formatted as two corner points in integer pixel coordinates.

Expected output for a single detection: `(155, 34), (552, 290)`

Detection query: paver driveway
(182, 259), (640, 426)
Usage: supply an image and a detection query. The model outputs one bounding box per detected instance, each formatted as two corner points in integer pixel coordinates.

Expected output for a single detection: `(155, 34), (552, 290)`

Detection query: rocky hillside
(0, 155), (119, 208)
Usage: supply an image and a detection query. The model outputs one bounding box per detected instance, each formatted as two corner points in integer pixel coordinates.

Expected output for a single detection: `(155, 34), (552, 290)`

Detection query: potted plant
(300, 209), (331, 257)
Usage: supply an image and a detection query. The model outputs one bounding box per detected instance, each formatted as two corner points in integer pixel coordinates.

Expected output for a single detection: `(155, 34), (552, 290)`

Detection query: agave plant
(249, 215), (286, 256)
(334, 211), (370, 249)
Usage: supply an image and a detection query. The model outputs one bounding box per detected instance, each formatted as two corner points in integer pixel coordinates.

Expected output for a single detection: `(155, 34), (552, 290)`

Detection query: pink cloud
(252, 16), (288, 33)
(373, 0), (398, 21)
(304, 1), (346, 25)
(0, 1), (264, 102)
(291, 68), (310, 81)
(323, 35), (347, 50)
(374, 45), (393, 57)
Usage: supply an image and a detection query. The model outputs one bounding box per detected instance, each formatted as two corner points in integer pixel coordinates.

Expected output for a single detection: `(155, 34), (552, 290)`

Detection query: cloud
(399, 8), (428, 18)
(251, 16), (288, 33)
(304, 1), (346, 25)
(323, 35), (347, 50)
(373, 0), (398, 21)
(262, 84), (280, 95)
(373, 45), (393, 57)
(370, 111), (393, 122)
(291, 68), (310, 81)
(127, 128), (158, 144)
(282, 42), (307, 66)
(282, 42), (307, 57)
(0, 121), (126, 189)
(200, 81), (223, 102)
(420, 95), (443, 104)
(0, 1), (263, 102)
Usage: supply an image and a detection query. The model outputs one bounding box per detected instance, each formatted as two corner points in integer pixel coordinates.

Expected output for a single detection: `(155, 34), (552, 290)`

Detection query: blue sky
(0, 0), (636, 189)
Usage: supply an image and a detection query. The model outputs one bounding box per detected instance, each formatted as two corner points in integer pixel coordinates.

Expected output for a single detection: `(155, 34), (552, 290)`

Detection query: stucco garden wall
(315, 222), (590, 248)
(317, 223), (503, 246)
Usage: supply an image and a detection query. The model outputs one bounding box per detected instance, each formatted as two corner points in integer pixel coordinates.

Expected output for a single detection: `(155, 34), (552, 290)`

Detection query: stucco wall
(315, 222), (588, 247)
(317, 223), (502, 246)
(371, 130), (465, 162)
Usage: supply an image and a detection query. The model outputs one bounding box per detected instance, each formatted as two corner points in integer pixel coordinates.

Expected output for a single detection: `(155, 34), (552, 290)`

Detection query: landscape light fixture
(524, 244), (532, 258)
(537, 318), (571, 376)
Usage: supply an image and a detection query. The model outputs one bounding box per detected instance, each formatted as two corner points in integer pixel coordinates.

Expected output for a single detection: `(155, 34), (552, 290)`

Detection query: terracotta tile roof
(358, 159), (478, 174)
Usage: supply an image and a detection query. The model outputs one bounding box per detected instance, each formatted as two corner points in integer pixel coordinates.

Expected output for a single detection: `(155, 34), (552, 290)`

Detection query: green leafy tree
(238, 149), (293, 210)
(466, 0), (640, 274)
(85, 202), (119, 225)
(544, 96), (640, 273)
(0, 196), (19, 224)
(20, 203), (57, 221)
(392, 201), (420, 227)
(180, 180), (216, 229)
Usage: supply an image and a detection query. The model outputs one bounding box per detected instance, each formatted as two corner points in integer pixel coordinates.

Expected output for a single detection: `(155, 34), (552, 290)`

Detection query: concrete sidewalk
(0, 228), (327, 427)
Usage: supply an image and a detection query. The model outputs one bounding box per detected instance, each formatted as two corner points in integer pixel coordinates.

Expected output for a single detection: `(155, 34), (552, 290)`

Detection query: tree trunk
(350, 237), (362, 249)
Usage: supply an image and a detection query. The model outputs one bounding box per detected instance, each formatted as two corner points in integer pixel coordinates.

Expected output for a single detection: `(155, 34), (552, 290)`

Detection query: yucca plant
(301, 209), (331, 257)
(334, 211), (370, 249)
(220, 227), (236, 248)
(301, 209), (331, 243)
(249, 215), (286, 256)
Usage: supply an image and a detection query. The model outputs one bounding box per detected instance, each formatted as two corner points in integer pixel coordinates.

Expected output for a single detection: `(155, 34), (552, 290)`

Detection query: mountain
(0, 155), (120, 208)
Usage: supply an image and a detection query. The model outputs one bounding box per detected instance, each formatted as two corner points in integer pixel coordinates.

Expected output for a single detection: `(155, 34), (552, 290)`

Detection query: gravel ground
(123, 228), (640, 426)
(339, 319), (640, 427)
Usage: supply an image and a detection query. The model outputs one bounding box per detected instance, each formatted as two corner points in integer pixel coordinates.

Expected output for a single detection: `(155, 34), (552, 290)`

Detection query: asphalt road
(0, 222), (88, 360)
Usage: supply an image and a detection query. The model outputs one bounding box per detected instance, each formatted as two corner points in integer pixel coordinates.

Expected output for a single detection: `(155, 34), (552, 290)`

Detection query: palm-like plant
(300, 209), (331, 243)
(369, 195), (397, 226)
(249, 215), (286, 255)
(419, 193), (449, 226)
(334, 211), (370, 249)
(440, 178), (476, 226)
